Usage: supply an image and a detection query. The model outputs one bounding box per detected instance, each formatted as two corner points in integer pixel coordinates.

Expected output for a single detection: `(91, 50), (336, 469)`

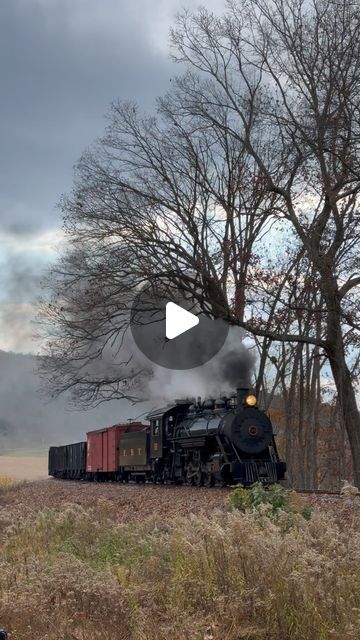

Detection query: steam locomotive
(48, 388), (286, 486)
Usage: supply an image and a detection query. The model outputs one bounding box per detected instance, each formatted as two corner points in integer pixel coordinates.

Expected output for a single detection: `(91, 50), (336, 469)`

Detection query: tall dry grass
(0, 496), (359, 639)
(0, 475), (25, 495)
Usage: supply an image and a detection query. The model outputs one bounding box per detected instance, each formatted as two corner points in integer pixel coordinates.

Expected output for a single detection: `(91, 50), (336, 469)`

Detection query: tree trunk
(325, 306), (360, 486)
(285, 343), (302, 487)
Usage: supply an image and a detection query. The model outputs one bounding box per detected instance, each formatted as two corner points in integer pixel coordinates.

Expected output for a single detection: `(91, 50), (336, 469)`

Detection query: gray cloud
(0, 0), (181, 232)
(0, 0), (225, 354)
(0, 0), (181, 352)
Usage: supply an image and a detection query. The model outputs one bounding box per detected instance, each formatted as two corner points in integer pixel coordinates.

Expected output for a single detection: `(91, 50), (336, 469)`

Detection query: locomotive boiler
(48, 387), (286, 486)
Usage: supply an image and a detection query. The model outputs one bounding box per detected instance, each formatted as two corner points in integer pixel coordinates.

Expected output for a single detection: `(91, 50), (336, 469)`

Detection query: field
(0, 452), (48, 481)
(0, 478), (359, 640)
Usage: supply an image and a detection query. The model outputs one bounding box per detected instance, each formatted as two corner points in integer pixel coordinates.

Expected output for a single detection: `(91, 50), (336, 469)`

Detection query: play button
(166, 302), (199, 340)
(130, 285), (229, 370)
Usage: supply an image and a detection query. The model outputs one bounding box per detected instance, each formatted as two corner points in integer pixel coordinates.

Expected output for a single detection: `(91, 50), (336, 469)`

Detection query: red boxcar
(86, 422), (144, 476)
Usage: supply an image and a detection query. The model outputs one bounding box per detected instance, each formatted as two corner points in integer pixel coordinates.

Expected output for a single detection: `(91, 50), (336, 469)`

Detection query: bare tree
(38, 102), (276, 406)
(169, 0), (360, 483)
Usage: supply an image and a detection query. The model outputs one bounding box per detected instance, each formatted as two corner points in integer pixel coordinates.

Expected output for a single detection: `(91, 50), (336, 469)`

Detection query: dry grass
(0, 487), (359, 640)
(0, 475), (25, 495)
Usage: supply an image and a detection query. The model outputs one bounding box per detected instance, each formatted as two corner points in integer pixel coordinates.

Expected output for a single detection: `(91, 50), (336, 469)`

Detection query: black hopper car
(48, 387), (286, 486)
(48, 442), (86, 480)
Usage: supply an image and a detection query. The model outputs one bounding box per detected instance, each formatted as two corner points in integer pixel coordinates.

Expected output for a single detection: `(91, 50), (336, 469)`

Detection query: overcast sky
(0, 0), (224, 353)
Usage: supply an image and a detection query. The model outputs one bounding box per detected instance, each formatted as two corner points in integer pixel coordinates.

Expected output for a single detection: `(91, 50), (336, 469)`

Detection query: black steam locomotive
(48, 388), (286, 486)
(144, 387), (285, 486)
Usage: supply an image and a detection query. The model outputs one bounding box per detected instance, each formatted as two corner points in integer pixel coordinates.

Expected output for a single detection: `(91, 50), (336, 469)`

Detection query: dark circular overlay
(130, 287), (229, 370)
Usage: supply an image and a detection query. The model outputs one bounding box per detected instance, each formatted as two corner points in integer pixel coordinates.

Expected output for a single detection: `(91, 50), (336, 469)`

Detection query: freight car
(48, 442), (86, 479)
(48, 423), (144, 481)
(49, 388), (286, 486)
(86, 422), (144, 481)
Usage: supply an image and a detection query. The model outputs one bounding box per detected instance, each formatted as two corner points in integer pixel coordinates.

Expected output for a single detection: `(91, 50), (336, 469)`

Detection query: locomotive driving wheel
(185, 461), (203, 486)
(185, 467), (195, 485)
(161, 467), (171, 484)
(203, 471), (214, 487)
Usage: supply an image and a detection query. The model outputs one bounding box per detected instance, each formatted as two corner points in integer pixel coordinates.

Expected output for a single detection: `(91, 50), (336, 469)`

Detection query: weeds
(0, 495), (358, 639)
(0, 475), (25, 495)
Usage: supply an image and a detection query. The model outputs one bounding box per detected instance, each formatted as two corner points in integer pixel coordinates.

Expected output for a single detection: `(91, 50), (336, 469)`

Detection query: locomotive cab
(147, 400), (192, 458)
(146, 401), (192, 483)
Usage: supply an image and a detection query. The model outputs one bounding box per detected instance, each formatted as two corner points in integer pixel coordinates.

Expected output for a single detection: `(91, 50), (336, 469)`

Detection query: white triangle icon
(165, 302), (199, 340)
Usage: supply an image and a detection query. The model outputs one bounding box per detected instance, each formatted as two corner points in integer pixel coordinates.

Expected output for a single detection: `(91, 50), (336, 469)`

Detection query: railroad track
(296, 489), (341, 496)
(296, 489), (360, 499)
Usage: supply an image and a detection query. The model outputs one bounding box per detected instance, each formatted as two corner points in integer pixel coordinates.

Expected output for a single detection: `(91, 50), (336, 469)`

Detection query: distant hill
(0, 350), (149, 450)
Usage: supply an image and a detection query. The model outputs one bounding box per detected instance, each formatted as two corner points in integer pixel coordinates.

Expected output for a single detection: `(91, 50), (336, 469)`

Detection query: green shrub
(229, 482), (312, 523)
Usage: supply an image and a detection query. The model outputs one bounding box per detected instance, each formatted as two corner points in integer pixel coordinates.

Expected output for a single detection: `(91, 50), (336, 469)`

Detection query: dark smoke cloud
(217, 340), (255, 389)
(66, 315), (256, 408)
(127, 285), (255, 399)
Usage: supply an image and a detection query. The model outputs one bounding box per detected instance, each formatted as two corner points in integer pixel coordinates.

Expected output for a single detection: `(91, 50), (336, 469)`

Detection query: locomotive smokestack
(236, 387), (249, 407)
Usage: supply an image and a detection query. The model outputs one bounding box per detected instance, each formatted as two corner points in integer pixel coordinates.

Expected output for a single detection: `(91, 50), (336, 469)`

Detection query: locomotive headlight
(245, 395), (257, 407)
